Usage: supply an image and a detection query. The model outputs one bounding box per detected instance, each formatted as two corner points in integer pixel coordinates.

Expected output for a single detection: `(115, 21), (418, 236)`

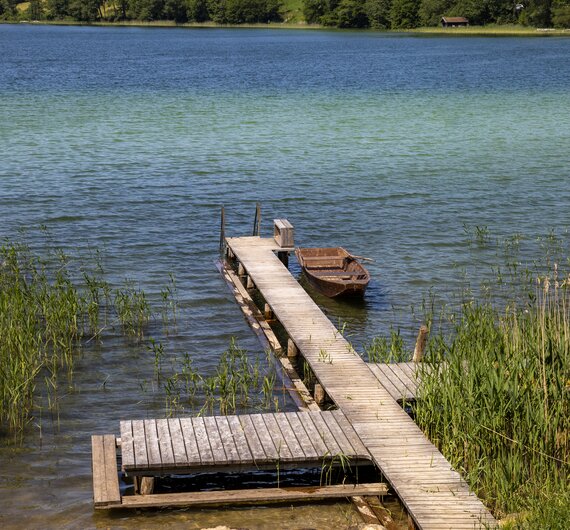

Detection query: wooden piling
(412, 325), (428, 363)
(246, 275), (254, 289)
(287, 338), (298, 358)
(219, 206), (225, 254)
(238, 263), (245, 276)
(314, 383), (325, 406)
(264, 303), (273, 320)
(252, 202), (261, 236)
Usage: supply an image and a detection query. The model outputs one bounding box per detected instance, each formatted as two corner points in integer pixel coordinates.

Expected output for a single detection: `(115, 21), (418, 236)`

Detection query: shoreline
(3, 19), (570, 36)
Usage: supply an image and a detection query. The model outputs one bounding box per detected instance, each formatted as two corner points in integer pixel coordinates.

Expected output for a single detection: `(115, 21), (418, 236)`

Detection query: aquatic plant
(415, 266), (570, 521)
(0, 237), (173, 438)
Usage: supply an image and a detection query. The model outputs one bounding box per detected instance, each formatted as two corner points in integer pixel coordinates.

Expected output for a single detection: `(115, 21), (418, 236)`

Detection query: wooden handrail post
(219, 206), (226, 254)
(252, 202), (261, 236)
(413, 325), (428, 363)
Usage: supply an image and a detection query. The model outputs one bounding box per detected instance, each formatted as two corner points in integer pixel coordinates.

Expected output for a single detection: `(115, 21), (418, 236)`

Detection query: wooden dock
(119, 410), (371, 475)
(92, 410), (388, 510)
(226, 235), (496, 530)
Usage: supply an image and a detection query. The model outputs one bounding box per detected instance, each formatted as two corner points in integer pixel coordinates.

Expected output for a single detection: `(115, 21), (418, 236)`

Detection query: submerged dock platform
(225, 234), (496, 530)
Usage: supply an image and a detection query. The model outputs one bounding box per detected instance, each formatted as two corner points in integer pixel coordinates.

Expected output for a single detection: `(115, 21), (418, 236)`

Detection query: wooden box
(273, 219), (294, 248)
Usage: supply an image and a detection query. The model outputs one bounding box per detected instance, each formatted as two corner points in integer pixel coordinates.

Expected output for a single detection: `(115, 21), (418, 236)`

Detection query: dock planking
(119, 410), (371, 476)
(226, 236), (496, 530)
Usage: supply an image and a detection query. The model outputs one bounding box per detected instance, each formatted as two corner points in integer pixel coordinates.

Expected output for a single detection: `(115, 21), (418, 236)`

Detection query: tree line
(0, 0), (282, 23)
(1, 0), (569, 28)
(304, 0), (570, 29)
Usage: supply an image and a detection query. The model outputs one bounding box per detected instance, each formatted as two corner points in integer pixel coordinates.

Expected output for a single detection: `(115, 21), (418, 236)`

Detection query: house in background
(441, 17), (469, 27)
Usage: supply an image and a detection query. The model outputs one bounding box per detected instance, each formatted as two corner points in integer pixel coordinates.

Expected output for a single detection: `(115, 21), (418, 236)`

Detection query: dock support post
(287, 339), (298, 358)
(238, 263), (245, 276)
(412, 325), (428, 363)
(246, 275), (254, 290)
(252, 202), (261, 236)
(277, 251), (289, 268)
(219, 206), (225, 254)
(314, 383), (325, 406)
(264, 303), (273, 320)
(134, 476), (155, 495)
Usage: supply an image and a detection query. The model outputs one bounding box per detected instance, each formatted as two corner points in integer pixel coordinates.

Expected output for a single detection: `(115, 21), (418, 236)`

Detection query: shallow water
(0, 25), (569, 529)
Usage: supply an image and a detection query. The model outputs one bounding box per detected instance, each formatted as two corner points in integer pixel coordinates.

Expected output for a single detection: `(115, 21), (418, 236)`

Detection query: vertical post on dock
(219, 206), (226, 254)
(246, 275), (254, 289)
(287, 339), (298, 358)
(252, 202), (261, 236)
(264, 303), (273, 320)
(314, 383), (325, 406)
(413, 325), (428, 363)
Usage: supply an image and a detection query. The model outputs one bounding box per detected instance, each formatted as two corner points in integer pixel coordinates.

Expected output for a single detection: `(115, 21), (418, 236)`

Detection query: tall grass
(415, 268), (569, 524)
(0, 238), (172, 438)
(157, 339), (279, 417)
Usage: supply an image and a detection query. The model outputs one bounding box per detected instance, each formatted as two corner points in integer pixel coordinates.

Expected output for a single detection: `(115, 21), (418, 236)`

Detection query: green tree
(364, 0), (392, 28)
(187, 0), (209, 20)
(27, 0), (45, 19)
(522, 0), (553, 26)
(47, 0), (70, 18)
(302, 0), (329, 23)
(164, 0), (188, 21)
(206, 0), (227, 22)
(69, 0), (102, 20)
(128, 0), (165, 20)
(335, 0), (369, 27)
(390, 0), (419, 28)
(418, 0), (452, 26)
(552, 1), (570, 26)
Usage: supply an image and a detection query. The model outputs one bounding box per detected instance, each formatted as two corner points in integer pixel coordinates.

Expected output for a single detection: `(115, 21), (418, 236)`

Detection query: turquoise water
(1, 24), (570, 529)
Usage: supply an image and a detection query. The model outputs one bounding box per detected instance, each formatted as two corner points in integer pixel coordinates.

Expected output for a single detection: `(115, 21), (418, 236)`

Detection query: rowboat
(295, 247), (370, 298)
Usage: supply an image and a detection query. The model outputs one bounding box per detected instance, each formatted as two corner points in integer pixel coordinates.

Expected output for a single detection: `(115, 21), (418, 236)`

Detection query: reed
(414, 266), (570, 524)
(0, 237), (170, 438)
(161, 338), (277, 417)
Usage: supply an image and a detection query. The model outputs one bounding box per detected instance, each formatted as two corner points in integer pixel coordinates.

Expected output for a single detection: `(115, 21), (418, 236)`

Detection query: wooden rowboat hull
(295, 247), (370, 298)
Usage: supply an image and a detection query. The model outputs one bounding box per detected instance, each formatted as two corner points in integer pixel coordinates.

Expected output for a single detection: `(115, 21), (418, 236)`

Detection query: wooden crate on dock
(273, 219), (294, 248)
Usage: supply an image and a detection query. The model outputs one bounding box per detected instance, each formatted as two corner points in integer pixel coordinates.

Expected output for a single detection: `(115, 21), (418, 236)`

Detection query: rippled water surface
(1, 24), (570, 529)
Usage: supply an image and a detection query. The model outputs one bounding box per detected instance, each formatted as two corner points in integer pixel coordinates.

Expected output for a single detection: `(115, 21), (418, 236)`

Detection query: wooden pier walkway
(226, 235), (496, 530)
(119, 410), (371, 475)
(93, 410), (386, 509)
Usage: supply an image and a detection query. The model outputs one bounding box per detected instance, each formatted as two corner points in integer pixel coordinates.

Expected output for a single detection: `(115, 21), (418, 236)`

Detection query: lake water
(0, 24), (569, 529)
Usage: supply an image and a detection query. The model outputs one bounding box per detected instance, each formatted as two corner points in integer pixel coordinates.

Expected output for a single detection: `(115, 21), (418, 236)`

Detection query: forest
(1, 0), (570, 31)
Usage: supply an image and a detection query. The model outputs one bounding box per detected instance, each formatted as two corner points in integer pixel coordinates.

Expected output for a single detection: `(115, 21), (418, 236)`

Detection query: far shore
(3, 19), (570, 36)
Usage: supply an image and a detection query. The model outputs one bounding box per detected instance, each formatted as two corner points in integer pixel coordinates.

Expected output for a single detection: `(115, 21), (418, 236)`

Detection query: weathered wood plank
(237, 414), (266, 462)
(216, 416), (241, 465)
(296, 411), (330, 456)
(192, 417), (215, 464)
(143, 419), (162, 468)
(168, 418), (188, 467)
(119, 421), (135, 471)
(273, 413), (306, 461)
(203, 416), (226, 464)
(156, 419), (176, 467)
(308, 412), (343, 456)
(179, 417), (201, 465)
(131, 419), (148, 469)
(226, 415), (254, 463)
(92, 435), (121, 507)
(115, 482), (389, 510)
(284, 412), (318, 459)
(250, 413), (279, 460)
(261, 413), (293, 460)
